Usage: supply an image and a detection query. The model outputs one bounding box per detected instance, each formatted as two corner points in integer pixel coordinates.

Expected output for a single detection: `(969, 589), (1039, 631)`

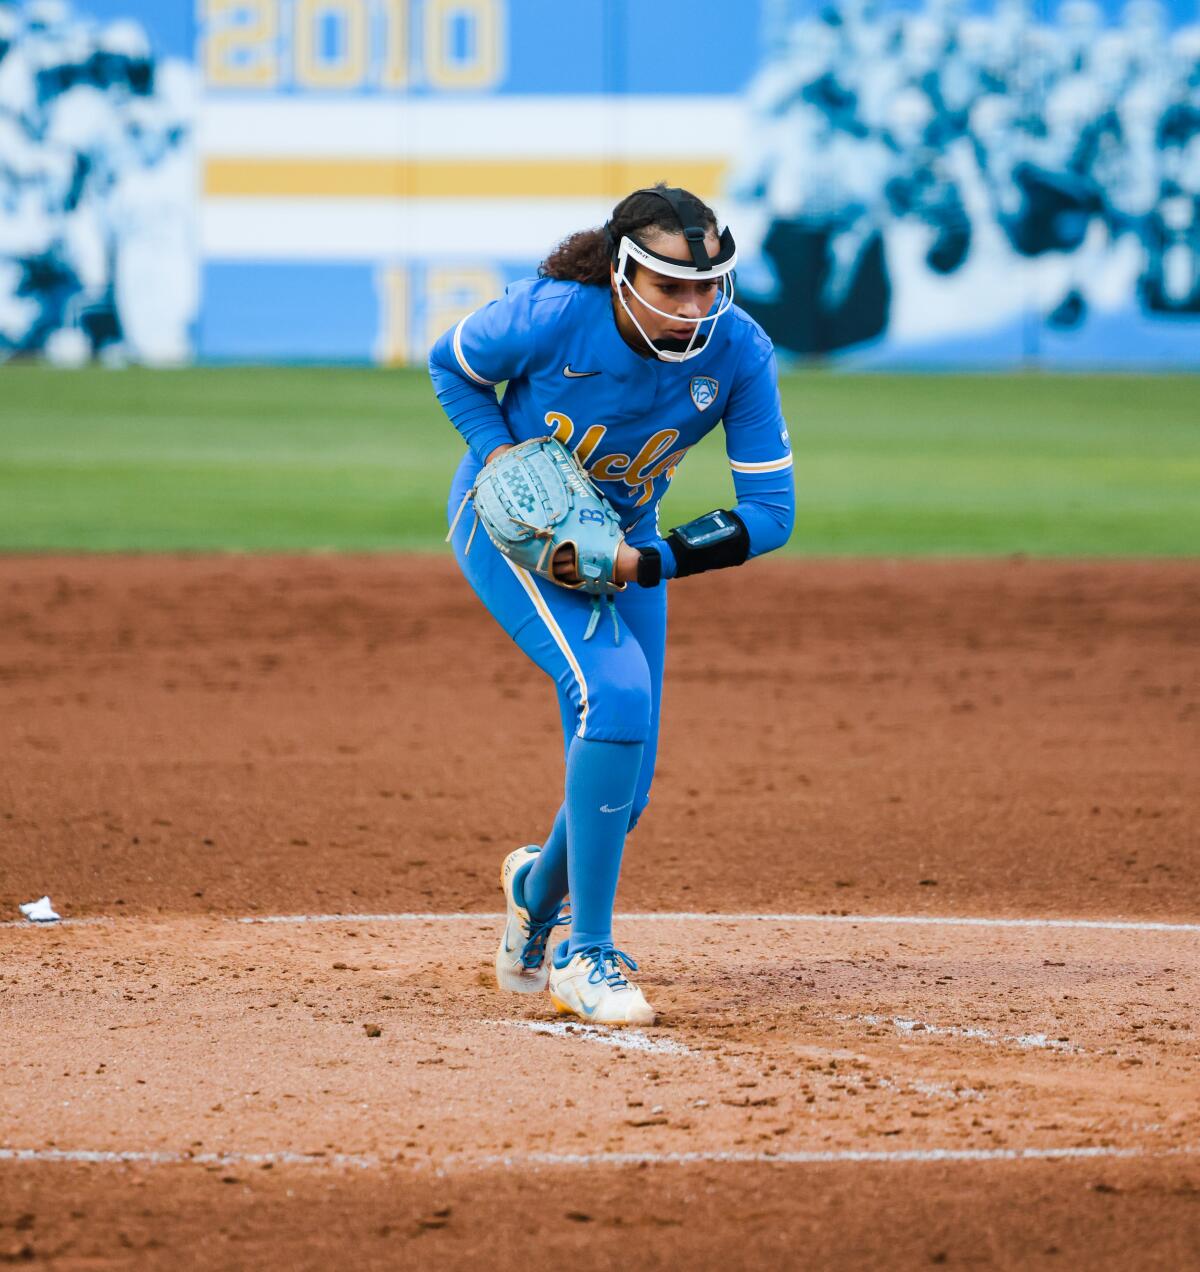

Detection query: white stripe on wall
(201, 197), (616, 259)
(200, 96), (743, 159)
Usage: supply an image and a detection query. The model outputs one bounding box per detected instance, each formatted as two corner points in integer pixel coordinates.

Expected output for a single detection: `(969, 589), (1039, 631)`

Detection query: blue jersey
(429, 277), (794, 575)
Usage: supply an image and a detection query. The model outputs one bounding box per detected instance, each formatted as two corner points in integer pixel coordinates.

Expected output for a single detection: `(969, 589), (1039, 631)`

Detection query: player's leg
(543, 583), (665, 1026)
(522, 801), (567, 920)
(617, 577), (668, 834)
(448, 475), (651, 998)
(522, 580), (666, 919)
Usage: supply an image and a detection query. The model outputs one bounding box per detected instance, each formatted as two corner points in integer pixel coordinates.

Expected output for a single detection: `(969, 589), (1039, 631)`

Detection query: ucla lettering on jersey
(430, 277), (793, 546)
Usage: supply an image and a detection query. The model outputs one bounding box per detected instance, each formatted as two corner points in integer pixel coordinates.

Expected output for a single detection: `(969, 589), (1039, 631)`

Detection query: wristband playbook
(666, 509), (750, 577)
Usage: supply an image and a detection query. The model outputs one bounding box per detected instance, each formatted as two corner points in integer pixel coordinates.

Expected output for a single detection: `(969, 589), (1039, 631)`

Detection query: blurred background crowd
(732, 0), (1200, 357)
(0, 0), (197, 365)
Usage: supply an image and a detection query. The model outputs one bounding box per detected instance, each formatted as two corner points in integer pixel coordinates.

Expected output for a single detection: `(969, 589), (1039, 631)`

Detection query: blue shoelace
(520, 906), (570, 969)
(576, 945), (639, 988)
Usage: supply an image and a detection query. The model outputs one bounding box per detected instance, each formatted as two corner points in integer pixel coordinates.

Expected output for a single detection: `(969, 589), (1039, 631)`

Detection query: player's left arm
(636, 333), (794, 585)
(719, 336), (795, 561)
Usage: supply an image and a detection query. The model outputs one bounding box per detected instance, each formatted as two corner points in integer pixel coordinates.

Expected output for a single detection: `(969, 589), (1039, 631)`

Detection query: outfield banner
(1, 0), (1198, 367)
(0, 0), (198, 365)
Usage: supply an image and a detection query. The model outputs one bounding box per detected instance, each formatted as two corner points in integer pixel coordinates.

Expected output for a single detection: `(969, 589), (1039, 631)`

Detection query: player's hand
(552, 543), (580, 583)
(614, 543), (640, 585)
(552, 542), (639, 585)
(485, 443), (514, 464)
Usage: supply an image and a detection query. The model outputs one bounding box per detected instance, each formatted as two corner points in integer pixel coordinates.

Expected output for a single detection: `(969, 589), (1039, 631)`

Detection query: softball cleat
(495, 846), (568, 994)
(548, 943), (656, 1026)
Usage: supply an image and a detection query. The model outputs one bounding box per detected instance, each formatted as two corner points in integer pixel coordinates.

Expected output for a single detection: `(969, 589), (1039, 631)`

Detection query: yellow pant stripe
(503, 558), (590, 738)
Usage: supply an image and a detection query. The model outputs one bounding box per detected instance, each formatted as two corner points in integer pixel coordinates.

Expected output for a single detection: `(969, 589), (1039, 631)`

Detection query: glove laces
(451, 488), (620, 645)
(450, 457), (623, 641)
(584, 594), (621, 643)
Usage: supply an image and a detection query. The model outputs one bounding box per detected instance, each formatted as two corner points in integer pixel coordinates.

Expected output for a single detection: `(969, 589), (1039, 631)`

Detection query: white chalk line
(855, 1072), (984, 1103)
(492, 1018), (697, 1057)
(228, 911), (1200, 934)
(457, 1145), (1198, 1170)
(850, 1014), (1082, 1053)
(236, 912), (506, 925)
(2, 1144), (1196, 1173)
(0, 917), (109, 929)
(492, 1021), (984, 1105)
(0, 1147), (377, 1170)
(7, 911), (1197, 938)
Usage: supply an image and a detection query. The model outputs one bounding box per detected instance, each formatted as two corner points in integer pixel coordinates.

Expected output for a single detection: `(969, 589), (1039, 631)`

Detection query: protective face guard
(613, 228), (738, 363)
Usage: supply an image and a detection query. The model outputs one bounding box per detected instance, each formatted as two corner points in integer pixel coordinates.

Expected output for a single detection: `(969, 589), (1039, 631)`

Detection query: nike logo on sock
(599, 800), (633, 814)
(563, 365), (601, 378)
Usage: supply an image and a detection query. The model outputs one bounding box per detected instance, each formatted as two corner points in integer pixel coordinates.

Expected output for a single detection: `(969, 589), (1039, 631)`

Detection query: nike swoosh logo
(563, 366), (601, 378)
(600, 800), (633, 814)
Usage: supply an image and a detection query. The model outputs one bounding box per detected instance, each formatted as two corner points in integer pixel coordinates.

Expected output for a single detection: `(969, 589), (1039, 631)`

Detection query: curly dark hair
(539, 183), (719, 285)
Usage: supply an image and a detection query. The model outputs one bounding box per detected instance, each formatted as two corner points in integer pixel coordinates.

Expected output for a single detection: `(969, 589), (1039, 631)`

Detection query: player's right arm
(428, 284), (542, 465)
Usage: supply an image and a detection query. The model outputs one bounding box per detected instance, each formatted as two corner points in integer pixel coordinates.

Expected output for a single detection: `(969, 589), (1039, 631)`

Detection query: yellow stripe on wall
(204, 157), (726, 200)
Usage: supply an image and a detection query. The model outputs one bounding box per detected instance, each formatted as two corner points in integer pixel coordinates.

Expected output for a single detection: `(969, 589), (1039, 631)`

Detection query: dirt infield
(1, 555), (1198, 1269)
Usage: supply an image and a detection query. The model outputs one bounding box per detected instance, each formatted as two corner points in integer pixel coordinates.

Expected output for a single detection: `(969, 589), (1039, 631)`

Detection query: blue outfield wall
(200, 258), (537, 363)
(200, 263), (381, 362)
(3, 0), (1199, 368)
(69, 0), (193, 57)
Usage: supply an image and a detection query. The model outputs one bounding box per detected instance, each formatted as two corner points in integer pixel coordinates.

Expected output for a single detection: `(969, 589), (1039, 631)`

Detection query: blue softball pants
(448, 454), (666, 818)
(448, 453), (666, 944)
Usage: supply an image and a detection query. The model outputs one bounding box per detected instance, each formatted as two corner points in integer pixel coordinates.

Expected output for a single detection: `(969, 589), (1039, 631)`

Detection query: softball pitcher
(429, 185), (794, 1025)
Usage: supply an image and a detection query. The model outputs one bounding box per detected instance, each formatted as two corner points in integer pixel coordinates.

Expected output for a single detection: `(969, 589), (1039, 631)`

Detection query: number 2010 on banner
(201, 0), (505, 92)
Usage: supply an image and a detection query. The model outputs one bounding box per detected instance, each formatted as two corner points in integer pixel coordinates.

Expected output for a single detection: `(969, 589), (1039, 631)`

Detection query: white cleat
(548, 944), (656, 1027)
(495, 846), (566, 994)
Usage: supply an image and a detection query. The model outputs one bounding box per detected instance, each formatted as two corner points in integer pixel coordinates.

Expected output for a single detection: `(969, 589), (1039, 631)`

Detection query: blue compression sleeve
(429, 285), (558, 464)
(643, 466), (795, 580)
(731, 465), (796, 559)
(639, 323), (794, 579)
(564, 736), (644, 952)
(428, 342), (513, 465)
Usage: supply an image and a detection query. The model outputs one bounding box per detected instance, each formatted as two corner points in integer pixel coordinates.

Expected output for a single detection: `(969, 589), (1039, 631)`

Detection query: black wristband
(666, 509), (750, 578)
(635, 546), (663, 588)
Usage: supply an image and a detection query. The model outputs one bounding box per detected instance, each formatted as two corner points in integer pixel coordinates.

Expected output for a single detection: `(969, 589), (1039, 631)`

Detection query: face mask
(611, 229), (738, 363)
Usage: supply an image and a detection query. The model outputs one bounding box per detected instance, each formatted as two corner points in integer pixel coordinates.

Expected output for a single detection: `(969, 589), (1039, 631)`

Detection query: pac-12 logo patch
(689, 376), (718, 411)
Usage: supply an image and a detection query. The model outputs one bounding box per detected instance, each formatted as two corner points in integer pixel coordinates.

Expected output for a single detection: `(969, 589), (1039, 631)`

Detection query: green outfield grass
(0, 365), (1196, 555)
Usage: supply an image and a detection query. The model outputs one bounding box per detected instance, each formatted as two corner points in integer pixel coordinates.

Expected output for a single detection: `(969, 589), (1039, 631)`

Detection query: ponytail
(539, 227), (612, 285)
(539, 182), (719, 286)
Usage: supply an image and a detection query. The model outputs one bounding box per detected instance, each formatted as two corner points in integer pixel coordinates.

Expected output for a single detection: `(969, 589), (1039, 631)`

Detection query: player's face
(613, 228), (723, 347)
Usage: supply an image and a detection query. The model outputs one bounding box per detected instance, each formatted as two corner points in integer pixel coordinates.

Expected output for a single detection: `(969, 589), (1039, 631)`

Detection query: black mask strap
(613, 187), (714, 267)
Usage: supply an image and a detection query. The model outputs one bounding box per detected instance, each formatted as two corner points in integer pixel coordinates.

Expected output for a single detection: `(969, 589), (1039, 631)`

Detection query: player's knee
(592, 665), (652, 742)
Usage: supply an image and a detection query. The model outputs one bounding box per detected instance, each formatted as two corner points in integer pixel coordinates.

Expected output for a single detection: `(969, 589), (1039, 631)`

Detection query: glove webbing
(448, 489), (619, 643)
(448, 489), (556, 573)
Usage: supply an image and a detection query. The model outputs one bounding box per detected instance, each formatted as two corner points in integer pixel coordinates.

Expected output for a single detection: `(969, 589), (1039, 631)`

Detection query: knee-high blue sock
(519, 803), (568, 920)
(564, 736), (644, 953)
